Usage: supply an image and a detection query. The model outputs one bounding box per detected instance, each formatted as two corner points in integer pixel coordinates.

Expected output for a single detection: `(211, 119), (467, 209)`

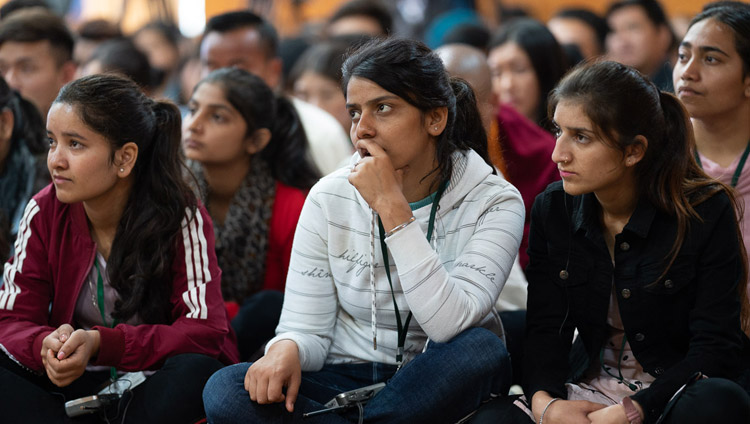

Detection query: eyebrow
(553, 122), (594, 134)
(189, 100), (235, 112)
(46, 129), (89, 140)
(346, 95), (400, 109)
(679, 41), (730, 57)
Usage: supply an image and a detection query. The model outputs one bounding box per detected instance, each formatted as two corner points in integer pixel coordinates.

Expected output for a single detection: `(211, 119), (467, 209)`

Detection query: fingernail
(57, 351), (64, 360)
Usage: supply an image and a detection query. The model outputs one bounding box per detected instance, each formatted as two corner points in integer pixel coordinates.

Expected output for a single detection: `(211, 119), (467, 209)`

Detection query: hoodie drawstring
(370, 209), (378, 351)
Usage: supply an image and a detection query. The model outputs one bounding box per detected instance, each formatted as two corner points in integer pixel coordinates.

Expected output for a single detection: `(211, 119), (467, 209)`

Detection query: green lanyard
(94, 260), (119, 381)
(376, 181), (447, 366)
(599, 334), (639, 392)
(694, 140), (750, 188)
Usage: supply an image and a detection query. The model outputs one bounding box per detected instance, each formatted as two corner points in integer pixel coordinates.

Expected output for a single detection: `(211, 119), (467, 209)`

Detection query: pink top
(579, 288), (655, 402)
(697, 151), (750, 297)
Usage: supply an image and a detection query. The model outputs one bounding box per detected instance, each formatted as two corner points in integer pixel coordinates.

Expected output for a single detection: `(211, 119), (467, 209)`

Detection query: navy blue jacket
(523, 181), (747, 423)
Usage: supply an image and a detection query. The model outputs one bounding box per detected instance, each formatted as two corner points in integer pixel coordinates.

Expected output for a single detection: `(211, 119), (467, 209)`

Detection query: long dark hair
(0, 76), (45, 155)
(549, 60), (749, 332)
(341, 37), (493, 187)
(198, 67), (321, 189)
(54, 74), (196, 324)
(689, 1), (750, 77)
(489, 18), (568, 130)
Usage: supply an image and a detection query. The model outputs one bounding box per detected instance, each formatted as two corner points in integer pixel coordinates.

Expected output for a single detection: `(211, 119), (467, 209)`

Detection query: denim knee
(451, 327), (510, 374)
(203, 363), (252, 422)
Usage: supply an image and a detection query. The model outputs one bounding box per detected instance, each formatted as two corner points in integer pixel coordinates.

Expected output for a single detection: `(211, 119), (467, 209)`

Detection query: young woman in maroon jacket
(0, 74), (238, 423)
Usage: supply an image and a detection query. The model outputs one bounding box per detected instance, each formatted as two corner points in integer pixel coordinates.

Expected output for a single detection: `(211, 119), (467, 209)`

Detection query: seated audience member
(0, 7), (76, 122)
(288, 38), (355, 133)
(0, 75), (47, 268)
(201, 11), (352, 176)
(673, 1), (750, 298)
(547, 8), (609, 62)
(325, 0), (391, 38)
(488, 17), (568, 131)
(133, 21), (184, 102)
(480, 60), (750, 424)
(437, 42), (529, 387)
(183, 68), (320, 360)
(487, 18), (565, 269)
(73, 19), (122, 70)
(606, 0), (675, 92)
(80, 38), (157, 95)
(203, 37), (523, 423)
(0, 74), (238, 423)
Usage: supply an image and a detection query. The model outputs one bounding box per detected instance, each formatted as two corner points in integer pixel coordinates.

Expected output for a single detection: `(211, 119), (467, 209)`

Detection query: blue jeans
(204, 327), (511, 423)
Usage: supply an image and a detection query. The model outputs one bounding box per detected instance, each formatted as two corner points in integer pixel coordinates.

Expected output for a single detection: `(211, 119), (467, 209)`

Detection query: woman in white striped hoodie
(204, 37), (525, 424)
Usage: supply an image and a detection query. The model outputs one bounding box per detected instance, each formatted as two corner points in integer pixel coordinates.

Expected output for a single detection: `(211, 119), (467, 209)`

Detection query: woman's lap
(204, 327), (512, 424)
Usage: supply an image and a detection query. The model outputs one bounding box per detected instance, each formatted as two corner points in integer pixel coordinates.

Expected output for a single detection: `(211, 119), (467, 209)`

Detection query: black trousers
(469, 378), (750, 424)
(231, 289), (283, 361)
(0, 352), (224, 424)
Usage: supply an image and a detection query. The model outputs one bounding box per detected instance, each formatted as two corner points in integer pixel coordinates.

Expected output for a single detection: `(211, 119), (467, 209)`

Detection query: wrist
(621, 396), (643, 424)
(375, 198), (412, 231)
(87, 330), (101, 358)
(531, 391), (554, 419)
(538, 397), (560, 424)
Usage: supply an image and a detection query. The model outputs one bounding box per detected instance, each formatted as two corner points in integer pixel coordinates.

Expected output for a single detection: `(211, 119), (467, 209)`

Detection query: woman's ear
(245, 128), (272, 155)
(0, 108), (14, 143)
(426, 106), (449, 136)
(625, 135), (648, 167)
(115, 142), (139, 177)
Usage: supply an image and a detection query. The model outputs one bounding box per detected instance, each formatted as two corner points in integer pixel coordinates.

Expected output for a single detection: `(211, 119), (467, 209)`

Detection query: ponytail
(199, 68), (322, 190)
(263, 96), (321, 189)
(551, 61), (750, 334)
(55, 74), (196, 323)
(447, 77), (491, 168)
(109, 99), (196, 323)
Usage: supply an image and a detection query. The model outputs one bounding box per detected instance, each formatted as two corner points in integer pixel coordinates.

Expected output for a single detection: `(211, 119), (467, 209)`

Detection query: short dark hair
(606, 0), (668, 27)
(77, 19), (122, 41)
(553, 8), (609, 53)
(0, 0), (48, 20)
(135, 20), (182, 48)
(329, 0), (392, 35)
(88, 38), (155, 91)
(0, 8), (74, 65)
(203, 10), (278, 59)
(288, 40), (348, 87)
(441, 22), (491, 50)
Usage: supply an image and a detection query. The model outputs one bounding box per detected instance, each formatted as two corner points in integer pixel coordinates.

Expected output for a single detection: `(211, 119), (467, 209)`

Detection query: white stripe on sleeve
(1, 200), (40, 310)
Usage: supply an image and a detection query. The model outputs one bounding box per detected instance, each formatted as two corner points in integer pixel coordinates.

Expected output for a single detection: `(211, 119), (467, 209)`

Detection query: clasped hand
(41, 324), (100, 387)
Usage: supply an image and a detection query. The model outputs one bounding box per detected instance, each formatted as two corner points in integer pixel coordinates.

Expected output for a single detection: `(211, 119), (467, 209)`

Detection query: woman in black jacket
(520, 60), (750, 424)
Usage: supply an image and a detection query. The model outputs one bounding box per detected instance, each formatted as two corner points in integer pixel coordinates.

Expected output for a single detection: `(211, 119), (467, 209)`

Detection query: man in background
(606, 0), (674, 91)
(200, 11), (352, 175)
(0, 7), (76, 121)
